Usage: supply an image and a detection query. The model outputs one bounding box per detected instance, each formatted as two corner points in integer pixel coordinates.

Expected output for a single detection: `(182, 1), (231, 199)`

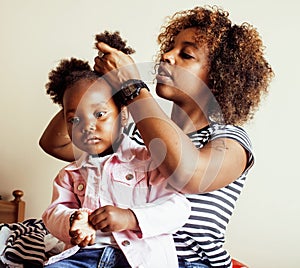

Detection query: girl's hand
(94, 42), (141, 89)
(69, 210), (96, 247)
(89, 205), (139, 232)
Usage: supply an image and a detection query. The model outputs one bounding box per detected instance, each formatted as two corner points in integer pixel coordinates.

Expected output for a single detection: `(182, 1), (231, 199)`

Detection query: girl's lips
(84, 136), (101, 144)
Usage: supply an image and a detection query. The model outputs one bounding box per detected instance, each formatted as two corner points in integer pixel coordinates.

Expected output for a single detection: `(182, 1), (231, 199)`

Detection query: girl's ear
(120, 106), (129, 127)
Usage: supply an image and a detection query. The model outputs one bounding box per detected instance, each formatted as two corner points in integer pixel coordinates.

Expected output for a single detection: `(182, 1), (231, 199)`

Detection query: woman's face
(156, 27), (210, 105)
(63, 79), (121, 156)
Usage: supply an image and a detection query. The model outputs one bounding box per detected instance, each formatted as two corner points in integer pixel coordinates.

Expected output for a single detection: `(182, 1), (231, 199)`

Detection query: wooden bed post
(11, 190), (25, 222)
(0, 189), (25, 223)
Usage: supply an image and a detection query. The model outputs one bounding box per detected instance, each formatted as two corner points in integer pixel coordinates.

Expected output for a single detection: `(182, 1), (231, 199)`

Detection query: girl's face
(156, 27), (210, 105)
(63, 79), (121, 156)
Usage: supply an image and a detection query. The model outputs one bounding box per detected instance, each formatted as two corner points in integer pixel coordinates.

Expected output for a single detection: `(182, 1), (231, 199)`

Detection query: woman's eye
(180, 52), (194, 59)
(68, 117), (80, 125)
(95, 111), (106, 118)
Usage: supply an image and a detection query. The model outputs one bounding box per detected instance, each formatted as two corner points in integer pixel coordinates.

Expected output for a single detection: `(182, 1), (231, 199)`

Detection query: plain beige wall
(1, 0), (299, 267)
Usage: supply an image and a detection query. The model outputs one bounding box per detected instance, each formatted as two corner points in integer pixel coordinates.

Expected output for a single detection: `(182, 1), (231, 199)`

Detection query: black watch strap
(119, 79), (149, 105)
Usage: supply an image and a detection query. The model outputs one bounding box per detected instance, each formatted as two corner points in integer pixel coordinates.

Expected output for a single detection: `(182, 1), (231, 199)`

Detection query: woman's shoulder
(209, 124), (252, 151)
(186, 123), (251, 149)
(188, 123), (254, 169)
(209, 124), (254, 172)
(124, 122), (252, 150)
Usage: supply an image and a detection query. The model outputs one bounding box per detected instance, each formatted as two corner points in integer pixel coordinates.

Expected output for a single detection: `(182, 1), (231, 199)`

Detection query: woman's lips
(156, 65), (173, 84)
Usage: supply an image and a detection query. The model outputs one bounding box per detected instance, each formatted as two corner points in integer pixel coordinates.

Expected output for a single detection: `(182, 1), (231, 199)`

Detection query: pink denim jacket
(42, 134), (190, 268)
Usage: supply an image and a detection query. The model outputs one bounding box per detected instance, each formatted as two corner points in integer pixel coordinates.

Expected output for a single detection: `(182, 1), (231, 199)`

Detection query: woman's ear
(120, 106), (129, 127)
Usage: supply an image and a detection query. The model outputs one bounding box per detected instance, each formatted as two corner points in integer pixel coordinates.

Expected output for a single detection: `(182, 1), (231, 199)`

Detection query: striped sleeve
(123, 122), (144, 146)
(210, 125), (254, 173)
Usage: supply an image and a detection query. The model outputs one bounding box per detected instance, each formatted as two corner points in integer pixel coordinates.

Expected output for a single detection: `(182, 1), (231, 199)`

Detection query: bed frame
(0, 190), (25, 223)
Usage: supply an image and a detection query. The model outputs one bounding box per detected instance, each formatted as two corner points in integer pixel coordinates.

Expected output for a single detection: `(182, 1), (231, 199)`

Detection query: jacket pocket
(109, 165), (150, 206)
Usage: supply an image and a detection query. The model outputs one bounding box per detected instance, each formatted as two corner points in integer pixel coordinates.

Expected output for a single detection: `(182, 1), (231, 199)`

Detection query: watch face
(120, 80), (149, 104)
(123, 84), (137, 96)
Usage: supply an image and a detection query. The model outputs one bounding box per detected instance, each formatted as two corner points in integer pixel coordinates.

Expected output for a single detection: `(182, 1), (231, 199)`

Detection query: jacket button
(125, 173), (134, 180)
(121, 240), (131, 246)
(77, 183), (84, 191)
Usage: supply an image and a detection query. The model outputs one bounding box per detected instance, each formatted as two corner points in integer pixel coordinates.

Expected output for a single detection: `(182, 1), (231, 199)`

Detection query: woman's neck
(171, 102), (209, 134)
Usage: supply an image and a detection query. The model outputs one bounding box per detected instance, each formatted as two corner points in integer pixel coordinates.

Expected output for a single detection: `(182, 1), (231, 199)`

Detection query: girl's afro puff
(95, 31), (135, 55)
(46, 31), (135, 107)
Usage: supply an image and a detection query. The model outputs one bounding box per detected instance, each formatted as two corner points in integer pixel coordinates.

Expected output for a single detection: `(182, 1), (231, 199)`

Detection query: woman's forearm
(127, 90), (201, 192)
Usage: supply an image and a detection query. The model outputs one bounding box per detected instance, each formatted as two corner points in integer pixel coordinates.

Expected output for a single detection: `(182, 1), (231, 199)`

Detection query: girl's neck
(171, 102), (209, 134)
(91, 133), (124, 158)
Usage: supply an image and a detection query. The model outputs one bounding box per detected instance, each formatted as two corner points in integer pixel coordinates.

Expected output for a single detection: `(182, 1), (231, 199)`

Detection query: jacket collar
(65, 134), (144, 171)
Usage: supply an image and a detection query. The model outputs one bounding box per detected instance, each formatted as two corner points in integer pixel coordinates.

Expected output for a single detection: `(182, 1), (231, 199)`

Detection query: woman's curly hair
(157, 6), (274, 125)
(46, 31), (135, 108)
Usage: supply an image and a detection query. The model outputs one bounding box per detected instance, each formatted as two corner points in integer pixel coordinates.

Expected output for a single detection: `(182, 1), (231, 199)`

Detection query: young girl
(42, 57), (190, 268)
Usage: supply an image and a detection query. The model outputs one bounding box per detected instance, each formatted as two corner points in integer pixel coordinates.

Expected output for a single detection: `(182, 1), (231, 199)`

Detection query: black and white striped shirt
(125, 123), (254, 268)
(0, 218), (48, 267)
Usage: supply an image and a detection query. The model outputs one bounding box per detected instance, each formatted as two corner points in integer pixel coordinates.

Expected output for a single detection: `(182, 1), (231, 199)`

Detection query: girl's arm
(39, 110), (83, 162)
(42, 171), (81, 243)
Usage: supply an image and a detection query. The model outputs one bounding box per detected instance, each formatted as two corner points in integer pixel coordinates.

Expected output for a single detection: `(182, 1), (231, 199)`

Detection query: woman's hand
(94, 42), (141, 89)
(89, 205), (140, 232)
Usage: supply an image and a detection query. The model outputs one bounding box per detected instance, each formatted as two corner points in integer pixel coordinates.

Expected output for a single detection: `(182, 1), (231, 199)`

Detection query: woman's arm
(94, 43), (247, 194)
(39, 110), (83, 162)
(125, 91), (247, 193)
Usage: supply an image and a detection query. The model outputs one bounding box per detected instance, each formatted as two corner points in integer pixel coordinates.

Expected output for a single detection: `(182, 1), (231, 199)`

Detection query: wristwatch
(118, 79), (149, 105)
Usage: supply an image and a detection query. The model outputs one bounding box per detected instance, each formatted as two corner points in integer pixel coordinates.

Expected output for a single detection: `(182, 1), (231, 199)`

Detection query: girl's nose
(81, 122), (96, 134)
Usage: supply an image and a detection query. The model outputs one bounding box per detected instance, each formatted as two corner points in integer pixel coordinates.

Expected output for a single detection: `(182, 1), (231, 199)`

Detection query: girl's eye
(68, 117), (80, 125)
(95, 111), (106, 118)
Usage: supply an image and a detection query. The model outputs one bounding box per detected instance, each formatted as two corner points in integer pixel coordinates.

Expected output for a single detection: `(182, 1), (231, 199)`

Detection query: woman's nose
(161, 49), (176, 65)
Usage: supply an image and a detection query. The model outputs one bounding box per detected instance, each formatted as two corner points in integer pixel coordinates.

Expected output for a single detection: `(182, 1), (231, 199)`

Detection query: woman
(40, 6), (273, 267)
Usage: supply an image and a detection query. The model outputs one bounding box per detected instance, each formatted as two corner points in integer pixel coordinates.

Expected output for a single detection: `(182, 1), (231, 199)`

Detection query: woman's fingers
(96, 42), (115, 54)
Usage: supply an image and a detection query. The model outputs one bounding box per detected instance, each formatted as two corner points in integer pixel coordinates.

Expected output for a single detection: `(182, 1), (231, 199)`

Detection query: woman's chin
(155, 83), (176, 101)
